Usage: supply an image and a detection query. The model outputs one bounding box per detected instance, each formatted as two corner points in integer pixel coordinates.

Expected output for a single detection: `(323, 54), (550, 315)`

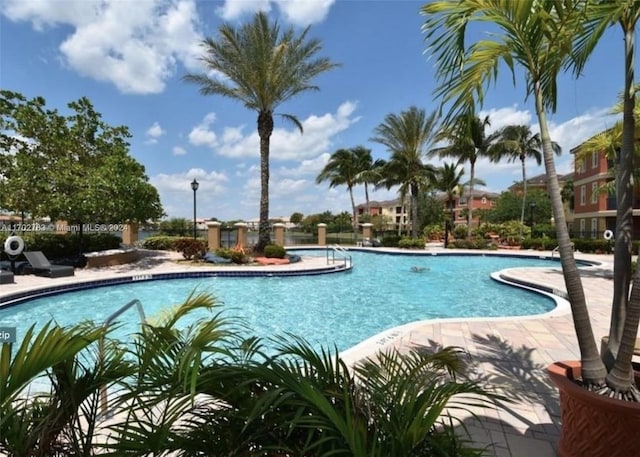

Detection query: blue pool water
(0, 251), (564, 351)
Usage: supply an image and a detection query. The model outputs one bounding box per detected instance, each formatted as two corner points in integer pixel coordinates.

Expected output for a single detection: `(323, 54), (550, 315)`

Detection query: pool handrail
(327, 244), (352, 269)
(99, 298), (146, 417)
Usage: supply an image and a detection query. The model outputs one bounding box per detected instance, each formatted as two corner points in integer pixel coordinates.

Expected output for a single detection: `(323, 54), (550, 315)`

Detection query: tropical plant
(0, 322), (133, 456)
(431, 114), (499, 239)
(184, 12), (338, 253)
(317, 147), (367, 231)
(371, 106), (439, 238)
(422, 0), (640, 398)
(433, 162), (465, 247)
(489, 124), (561, 236)
(354, 147), (386, 216)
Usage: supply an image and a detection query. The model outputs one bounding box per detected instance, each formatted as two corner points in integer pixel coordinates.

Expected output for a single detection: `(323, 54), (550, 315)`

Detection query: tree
(489, 124), (561, 236)
(431, 114), (499, 239)
(316, 148), (364, 231)
(352, 146), (384, 216)
(432, 162), (464, 248)
(0, 91), (164, 253)
(371, 106), (439, 238)
(289, 212), (304, 225)
(184, 12), (338, 253)
(422, 0), (610, 388)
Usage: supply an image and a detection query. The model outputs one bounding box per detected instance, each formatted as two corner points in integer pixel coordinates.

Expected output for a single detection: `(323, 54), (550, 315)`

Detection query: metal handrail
(99, 299), (146, 417)
(327, 244), (352, 269)
(551, 243), (574, 258)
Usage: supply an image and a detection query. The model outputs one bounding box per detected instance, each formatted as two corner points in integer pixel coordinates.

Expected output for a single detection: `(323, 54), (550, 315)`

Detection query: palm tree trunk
(519, 156), (527, 239)
(364, 183), (371, 216)
(605, 19), (635, 373)
(256, 110), (274, 253)
(411, 184), (419, 238)
(349, 185), (357, 234)
(534, 82), (606, 385)
(467, 159), (475, 239)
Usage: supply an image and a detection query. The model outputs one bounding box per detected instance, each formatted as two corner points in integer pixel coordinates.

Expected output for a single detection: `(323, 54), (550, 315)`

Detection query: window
(579, 219), (586, 238)
(459, 197), (467, 206)
(591, 182), (598, 204)
(592, 151), (599, 169)
(580, 185), (586, 206)
(576, 157), (585, 174)
(481, 197), (487, 204)
(395, 206), (402, 214)
(591, 218), (598, 239)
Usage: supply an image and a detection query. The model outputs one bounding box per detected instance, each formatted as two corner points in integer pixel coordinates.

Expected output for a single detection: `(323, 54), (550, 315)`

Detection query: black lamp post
(191, 179), (199, 239)
(529, 201), (536, 227)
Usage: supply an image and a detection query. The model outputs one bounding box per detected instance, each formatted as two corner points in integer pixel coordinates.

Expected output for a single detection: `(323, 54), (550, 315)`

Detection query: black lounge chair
(23, 251), (75, 278)
(0, 270), (14, 284)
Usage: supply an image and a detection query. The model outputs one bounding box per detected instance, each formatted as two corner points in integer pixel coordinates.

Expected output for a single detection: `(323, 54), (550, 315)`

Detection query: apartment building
(355, 198), (410, 233)
(570, 136), (640, 239)
(448, 188), (500, 227)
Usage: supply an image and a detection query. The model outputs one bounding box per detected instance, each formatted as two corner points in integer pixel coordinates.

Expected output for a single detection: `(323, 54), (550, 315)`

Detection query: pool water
(0, 251), (562, 351)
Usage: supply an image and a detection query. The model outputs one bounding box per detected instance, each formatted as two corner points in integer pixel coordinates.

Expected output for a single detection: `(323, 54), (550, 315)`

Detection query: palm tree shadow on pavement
(412, 334), (561, 456)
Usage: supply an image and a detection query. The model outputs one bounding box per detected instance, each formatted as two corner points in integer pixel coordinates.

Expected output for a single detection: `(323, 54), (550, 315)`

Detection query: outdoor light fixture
(191, 179), (199, 239)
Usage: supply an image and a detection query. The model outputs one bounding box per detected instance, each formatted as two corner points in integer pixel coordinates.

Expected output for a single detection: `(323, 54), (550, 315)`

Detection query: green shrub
(450, 239), (491, 249)
(398, 237), (425, 249)
(215, 247), (248, 264)
(142, 236), (178, 250)
(0, 232), (121, 260)
(173, 238), (207, 260)
(422, 223), (443, 241)
(264, 244), (286, 258)
(381, 235), (401, 247)
(452, 224), (468, 240)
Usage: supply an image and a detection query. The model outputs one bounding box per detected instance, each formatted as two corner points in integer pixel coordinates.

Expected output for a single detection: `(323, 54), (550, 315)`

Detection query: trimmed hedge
(0, 232), (121, 260)
(398, 237), (425, 249)
(264, 244), (286, 258)
(141, 236), (179, 251)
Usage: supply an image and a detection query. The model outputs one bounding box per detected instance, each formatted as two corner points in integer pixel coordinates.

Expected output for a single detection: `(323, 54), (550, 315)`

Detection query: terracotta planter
(548, 361), (640, 457)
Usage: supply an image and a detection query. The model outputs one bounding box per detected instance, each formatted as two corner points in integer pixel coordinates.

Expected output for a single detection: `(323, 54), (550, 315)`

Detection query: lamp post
(191, 179), (199, 239)
(529, 201), (536, 227)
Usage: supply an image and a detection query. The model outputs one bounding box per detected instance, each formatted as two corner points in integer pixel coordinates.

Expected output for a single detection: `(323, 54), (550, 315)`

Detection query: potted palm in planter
(423, 1), (640, 456)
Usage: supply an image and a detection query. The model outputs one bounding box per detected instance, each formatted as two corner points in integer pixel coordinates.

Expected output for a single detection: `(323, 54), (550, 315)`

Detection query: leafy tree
(482, 190), (552, 226)
(0, 91), (164, 253)
(159, 218), (190, 236)
(184, 12), (338, 253)
(431, 114), (499, 239)
(416, 191), (445, 230)
(371, 106), (439, 238)
(289, 212), (304, 225)
(489, 124), (561, 236)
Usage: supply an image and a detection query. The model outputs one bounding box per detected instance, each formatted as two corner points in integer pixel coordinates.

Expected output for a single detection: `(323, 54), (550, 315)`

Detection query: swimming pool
(0, 251), (565, 351)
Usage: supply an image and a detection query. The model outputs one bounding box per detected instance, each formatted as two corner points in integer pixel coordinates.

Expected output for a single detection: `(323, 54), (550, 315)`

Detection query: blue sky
(0, 0), (625, 221)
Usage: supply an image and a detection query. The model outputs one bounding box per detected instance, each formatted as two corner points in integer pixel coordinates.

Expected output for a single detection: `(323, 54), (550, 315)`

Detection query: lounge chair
(0, 270), (14, 284)
(23, 251), (75, 278)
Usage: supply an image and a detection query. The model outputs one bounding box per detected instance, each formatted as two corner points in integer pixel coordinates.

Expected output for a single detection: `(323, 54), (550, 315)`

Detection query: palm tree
(352, 146), (385, 218)
(316, 147), (365, 232)
(422, 0), (609, 388)
(431, 114), (499, 239)
(184, 12), (338, 253)
(433, 162), (464, 248)
(371, 107), (439, 238)
(489, 124), (561, 236)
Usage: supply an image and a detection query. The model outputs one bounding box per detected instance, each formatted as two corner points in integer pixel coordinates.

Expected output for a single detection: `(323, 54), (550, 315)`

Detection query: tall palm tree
(352, 146), (385, 218)
(489, 124), (561, 235)
(316, 147), (364, 232)
(371, 107), (439, 238)
(433, 162), (464, 248)
(184, 12), (338, 252)
(431, 114), (499, 239)
(422, 0), (608, 387)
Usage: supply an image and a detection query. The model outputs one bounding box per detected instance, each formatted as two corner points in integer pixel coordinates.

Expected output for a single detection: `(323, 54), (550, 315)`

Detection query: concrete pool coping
(0, 246), (617, 457)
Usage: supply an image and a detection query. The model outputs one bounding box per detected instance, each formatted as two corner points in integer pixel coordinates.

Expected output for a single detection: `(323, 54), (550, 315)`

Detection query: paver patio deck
(0, 246), (618, 456)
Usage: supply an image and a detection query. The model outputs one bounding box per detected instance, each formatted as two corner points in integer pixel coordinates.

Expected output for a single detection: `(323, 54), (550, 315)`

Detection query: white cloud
(478, 105), (533, 134)
(275, 0), (335, 25)
(2, 0), (203, 94)
(216, 0), (272, 21)
(188, 112), (218, 148)
(145, 121), (166, 144)
(172, 146), (187, 156)
(215, 101), (360, 160)
(216, 0), (334, 25)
